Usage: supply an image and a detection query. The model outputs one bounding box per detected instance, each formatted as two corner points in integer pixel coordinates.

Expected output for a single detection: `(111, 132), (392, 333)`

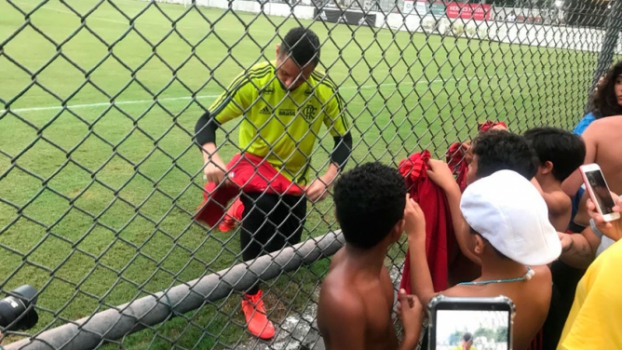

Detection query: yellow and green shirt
(208, 61), (350, 186)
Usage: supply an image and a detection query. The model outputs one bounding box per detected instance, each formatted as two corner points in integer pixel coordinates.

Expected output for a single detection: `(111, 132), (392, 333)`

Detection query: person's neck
(342, 243), (388, 277)
(536, 174), (562, 193)
(478, 255), (529, 281)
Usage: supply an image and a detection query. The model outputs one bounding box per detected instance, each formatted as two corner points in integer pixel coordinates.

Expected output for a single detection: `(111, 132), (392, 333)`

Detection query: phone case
(580, 165), (620, 220)
(427, 295), (516, 350)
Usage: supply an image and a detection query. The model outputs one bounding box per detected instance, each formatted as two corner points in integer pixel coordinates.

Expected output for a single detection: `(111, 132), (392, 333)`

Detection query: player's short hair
(463, 333), (473, 342)
(524, 127), (586, 182)
(472, 130), (538, 180)
(279, 27), (320, 68)
(333, 162), (406, 250)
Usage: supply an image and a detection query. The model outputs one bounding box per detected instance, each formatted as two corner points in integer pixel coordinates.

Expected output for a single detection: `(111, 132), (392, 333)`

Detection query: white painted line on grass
(0, 78), (447, 114)
(0, 69), (565, 114)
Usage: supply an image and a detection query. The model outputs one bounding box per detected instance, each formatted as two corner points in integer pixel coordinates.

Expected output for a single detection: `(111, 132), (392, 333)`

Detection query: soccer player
(194, 27), (353, 339)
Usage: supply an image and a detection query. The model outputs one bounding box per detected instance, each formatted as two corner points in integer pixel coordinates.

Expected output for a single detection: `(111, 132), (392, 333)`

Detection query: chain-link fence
(0, 0), (621, 348)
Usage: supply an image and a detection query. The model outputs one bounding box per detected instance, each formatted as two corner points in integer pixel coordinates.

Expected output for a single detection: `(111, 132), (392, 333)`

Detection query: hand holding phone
(580, 164), (620, 222)
(428, 295), (514, 350)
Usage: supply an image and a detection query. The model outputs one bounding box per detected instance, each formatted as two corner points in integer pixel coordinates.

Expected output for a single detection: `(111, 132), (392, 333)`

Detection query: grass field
(0, 0), (600, 348)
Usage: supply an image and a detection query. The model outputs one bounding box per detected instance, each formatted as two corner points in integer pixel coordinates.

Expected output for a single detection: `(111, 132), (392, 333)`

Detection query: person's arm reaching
(559, 193), (622, 268)
(404, 194), (437, 306)
(194, 72), (254, 184)
(307, 87), (352, 202)
(426, 159), (481, 265)
(558, 230), (599, 269)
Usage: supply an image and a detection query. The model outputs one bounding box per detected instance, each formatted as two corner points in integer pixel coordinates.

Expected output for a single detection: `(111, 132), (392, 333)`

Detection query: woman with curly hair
(573, 61), (622, 135)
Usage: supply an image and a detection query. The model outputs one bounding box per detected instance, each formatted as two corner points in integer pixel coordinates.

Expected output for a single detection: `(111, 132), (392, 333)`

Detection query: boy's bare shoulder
(319, 271), (365, 326)
(546, 189), (572, 215)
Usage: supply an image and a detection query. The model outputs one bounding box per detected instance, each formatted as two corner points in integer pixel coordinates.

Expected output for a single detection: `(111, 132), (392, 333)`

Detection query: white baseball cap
(460, 170), (562, 266)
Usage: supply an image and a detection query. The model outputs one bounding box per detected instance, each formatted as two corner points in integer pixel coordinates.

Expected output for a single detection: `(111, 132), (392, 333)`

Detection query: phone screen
(435, 310), (510, 350)
(585, 169), (615, 215)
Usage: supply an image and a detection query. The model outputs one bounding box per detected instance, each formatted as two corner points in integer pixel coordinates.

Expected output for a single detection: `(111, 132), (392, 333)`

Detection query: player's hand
(204, 157), (227, 185)
(397, 288), (423, 345)
(426, 159), (458, 191)
(587, 193), (622, 241)
(404, 194), (426, 243)
(306, 173), (335, 203)
(558, 232), (574, 253)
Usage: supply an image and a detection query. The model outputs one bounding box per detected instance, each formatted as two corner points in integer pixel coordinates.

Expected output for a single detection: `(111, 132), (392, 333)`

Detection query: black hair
(472, 130), (538, 180)
(333, 162), (407, 250)
(463, 333), (473, 342)
(592, 60), (622, 119)
(279, 27), (320, 68)
(469, 227), (509, 260)
(523, 127), (586, 182)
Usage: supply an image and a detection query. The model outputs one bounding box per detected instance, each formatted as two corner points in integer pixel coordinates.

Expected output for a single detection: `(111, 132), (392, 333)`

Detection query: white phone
(580, 164), (620, 222)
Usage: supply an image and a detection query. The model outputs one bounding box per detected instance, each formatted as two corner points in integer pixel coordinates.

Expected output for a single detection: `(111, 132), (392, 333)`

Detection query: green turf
(0, 0), (601, 348)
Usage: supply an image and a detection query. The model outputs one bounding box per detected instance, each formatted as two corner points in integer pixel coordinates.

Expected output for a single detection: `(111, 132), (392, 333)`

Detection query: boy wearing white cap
(405, 170), (562, 350)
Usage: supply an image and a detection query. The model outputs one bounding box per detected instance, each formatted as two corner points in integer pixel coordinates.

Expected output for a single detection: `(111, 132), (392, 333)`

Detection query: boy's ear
(540, 160), (554, 175)
(474, 234), (486, 255)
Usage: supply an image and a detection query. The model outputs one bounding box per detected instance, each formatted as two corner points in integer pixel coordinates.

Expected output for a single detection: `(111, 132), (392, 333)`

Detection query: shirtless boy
(407, 169), (562, 350)
(524, 127), (585, 232)
(317, 162), (423, 350)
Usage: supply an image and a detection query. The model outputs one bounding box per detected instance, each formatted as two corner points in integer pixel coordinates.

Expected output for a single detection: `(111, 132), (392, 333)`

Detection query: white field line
(0, 78), (448, 114)
(0, 68), (569, 114)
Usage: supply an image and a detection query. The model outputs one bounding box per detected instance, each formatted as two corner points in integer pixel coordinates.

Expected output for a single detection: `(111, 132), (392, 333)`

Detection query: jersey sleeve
(208, 73), (256, 124)
(322, 86), (350, 137)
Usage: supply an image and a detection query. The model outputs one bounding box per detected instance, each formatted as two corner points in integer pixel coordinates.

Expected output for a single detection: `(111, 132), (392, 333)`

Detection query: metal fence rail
(0, 0), (620, 349)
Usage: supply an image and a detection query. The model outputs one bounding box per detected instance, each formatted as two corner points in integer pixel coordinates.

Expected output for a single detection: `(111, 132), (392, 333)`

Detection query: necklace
(458, 267), (535, 286)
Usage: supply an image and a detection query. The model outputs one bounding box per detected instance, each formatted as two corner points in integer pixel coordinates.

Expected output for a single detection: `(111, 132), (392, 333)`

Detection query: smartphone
(428, 295), (515, 350)
(580, 164), (620, 222)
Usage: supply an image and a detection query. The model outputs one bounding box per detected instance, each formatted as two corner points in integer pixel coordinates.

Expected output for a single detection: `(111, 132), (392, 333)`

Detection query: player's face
(275, 53), (315, 91)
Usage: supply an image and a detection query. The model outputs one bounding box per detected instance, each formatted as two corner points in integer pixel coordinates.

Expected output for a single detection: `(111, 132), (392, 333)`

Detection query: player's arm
(426, 160), (481, 266)
(194, 75), (253, 184)
(308, 86), (353, 202)
(562, 124), (598, 197)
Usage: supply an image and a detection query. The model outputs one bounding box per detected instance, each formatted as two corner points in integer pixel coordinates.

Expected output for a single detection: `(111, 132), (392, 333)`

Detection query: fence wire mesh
(0, 0), (620, 348)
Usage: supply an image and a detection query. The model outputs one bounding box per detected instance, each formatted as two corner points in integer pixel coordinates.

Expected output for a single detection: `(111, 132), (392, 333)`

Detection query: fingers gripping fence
(0, 0), (620, 349)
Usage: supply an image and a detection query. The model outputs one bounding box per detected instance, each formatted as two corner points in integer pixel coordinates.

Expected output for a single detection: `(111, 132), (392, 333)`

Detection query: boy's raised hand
(404, 194), (426, 243)
(426, 159), (458, 191)
(397, 288), (423, 346)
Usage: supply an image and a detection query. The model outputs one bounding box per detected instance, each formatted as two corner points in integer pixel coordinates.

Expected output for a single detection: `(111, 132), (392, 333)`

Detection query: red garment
(398, 150), (456, 293)
(446, 142), (469, 192)
(195, 153), (305, 227)
(478, 120), (507, 132)
(445, 121), (508, 192)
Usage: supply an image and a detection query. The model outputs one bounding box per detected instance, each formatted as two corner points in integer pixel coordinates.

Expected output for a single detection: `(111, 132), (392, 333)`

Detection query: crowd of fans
(195, 26), (622, 349)
(317, 61), (622, 350)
